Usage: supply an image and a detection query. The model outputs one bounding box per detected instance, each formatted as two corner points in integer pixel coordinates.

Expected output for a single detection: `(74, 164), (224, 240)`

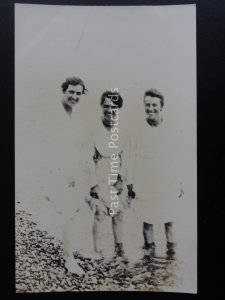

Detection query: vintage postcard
(15, 3), (197, 293)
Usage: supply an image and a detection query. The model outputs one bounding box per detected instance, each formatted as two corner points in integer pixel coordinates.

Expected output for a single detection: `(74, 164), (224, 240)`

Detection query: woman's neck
(146, 117), (163, 127)
(62, 99), (72, 116)
(101, 117), (114, 131)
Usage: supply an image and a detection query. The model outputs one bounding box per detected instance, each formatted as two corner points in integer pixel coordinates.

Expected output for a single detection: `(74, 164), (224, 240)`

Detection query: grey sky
(15, 4), (196, 117)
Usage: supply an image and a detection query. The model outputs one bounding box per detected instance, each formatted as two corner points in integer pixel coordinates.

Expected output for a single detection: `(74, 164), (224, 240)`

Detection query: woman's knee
(143, 222), (153, 231)
(165, 221), (174, 229)
(112, 211), (123, 224)
(94, 209), (105, 222)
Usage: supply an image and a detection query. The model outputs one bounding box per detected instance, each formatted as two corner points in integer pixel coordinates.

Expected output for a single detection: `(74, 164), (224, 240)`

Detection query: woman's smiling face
(144, 96), (162, 123)
(63, 84), (83, 108)
(101, 97), (118, 125)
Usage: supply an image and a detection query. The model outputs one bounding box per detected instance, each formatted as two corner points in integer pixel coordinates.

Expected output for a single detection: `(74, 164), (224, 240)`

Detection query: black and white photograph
(15, 3), (197, 293)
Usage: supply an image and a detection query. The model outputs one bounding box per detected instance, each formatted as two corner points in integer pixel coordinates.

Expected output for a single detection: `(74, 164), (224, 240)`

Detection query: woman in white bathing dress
(132, 89), (185, 261)
(85, 90), (135, 261)
(35, 77), (94, 275)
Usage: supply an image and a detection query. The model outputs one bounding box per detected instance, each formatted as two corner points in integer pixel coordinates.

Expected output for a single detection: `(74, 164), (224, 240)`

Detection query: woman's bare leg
(93, 209), (105, 253)
(165, 221), (177, 259)
(62, 216), (85, 275)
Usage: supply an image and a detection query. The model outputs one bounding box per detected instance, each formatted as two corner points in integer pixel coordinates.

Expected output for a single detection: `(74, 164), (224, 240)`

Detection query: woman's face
(144, 96), (162, 122)
(101, 97), (118, 125)
(63, 84), (83, 108)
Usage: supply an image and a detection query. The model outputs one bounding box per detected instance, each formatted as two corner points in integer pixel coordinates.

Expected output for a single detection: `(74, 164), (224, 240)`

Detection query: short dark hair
(61, 77), (88, 94)
(144, 89), (164, 107)
(100, 91), (123, 109)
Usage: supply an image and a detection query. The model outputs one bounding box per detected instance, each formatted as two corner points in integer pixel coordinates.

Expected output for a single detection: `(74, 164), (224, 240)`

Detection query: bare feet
(64, 257), (85, 276)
